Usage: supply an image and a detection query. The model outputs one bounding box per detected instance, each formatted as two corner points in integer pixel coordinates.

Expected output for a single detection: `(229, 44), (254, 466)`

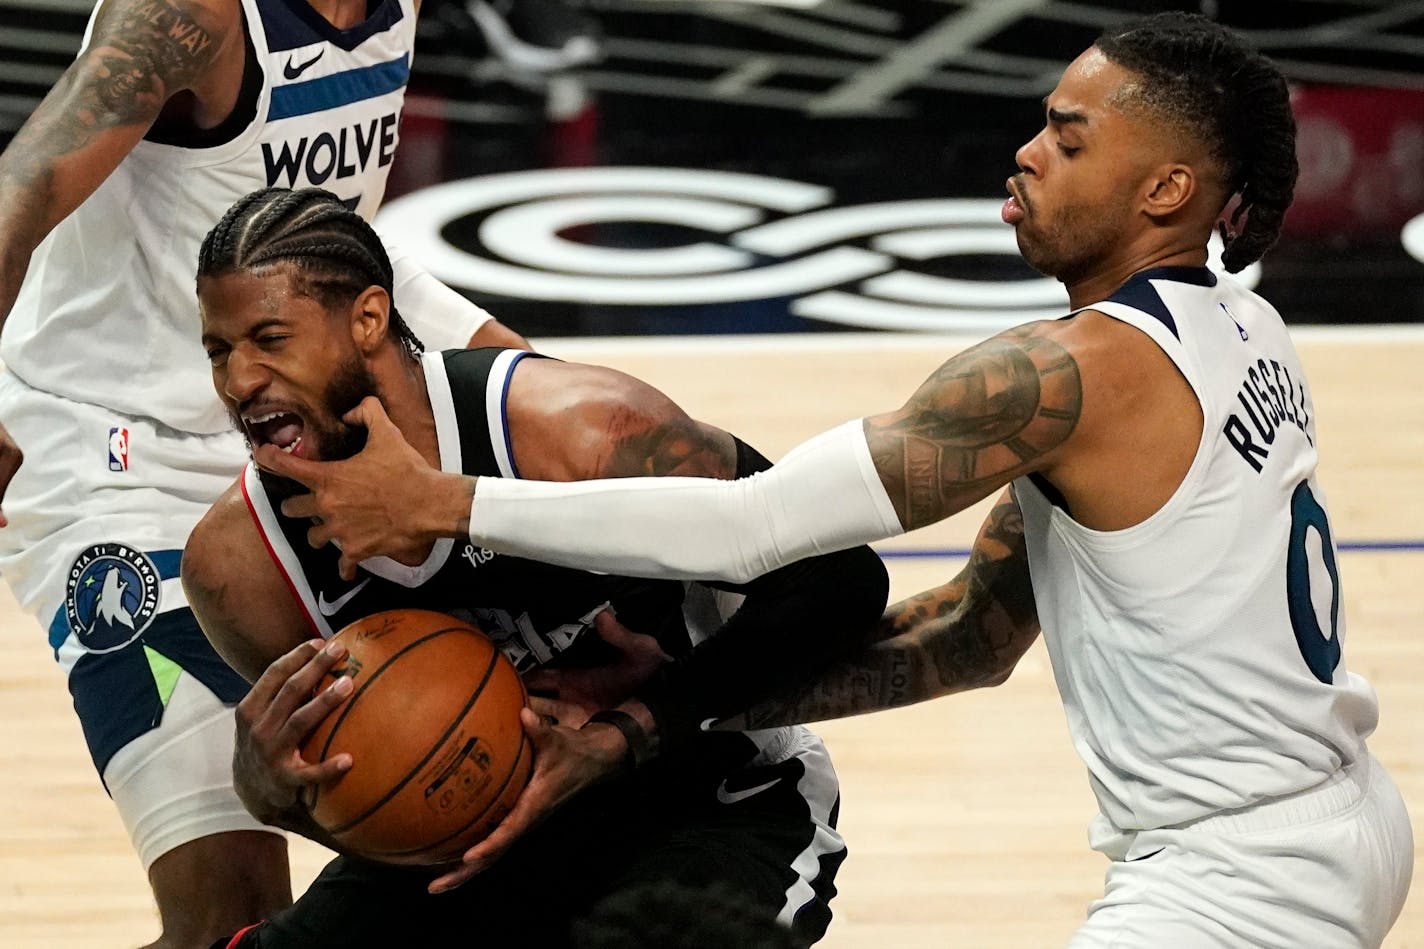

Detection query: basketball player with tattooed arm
(265, 14), (1414, 948)
(181, 187), (887, 947)
(0, 0), (523, 943)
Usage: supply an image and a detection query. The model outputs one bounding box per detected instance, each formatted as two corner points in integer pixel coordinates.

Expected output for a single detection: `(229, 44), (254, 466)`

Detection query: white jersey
(1014, 265), (1380, 836)
(2, 0), (417, 434)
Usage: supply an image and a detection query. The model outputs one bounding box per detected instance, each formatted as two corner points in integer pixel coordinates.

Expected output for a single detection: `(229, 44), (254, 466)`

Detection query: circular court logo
(64, 543), (161, 653)
(377, 167), (1263, 333)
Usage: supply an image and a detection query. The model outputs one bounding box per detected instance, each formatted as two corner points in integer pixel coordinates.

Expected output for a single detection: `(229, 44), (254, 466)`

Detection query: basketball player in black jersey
(181, 187), (888, 948)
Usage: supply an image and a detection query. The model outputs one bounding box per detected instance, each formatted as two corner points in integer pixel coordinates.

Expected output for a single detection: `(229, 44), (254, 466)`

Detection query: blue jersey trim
(257, 0), (405, 53)
(49, 548), (183, 653)
(501, 352), (529, 479)
(268, 55), (409, 121)
(1097, 266), (1215, 340)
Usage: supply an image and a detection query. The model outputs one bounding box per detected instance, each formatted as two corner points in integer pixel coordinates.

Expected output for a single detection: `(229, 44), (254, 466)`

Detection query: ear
(349, 286), (391, 354)
(1142, 163), (1197, 220)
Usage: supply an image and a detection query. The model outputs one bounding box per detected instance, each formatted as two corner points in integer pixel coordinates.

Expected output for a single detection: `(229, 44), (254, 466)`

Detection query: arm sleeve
(378, 222), (493, 350)
(468, 420), (905, 583)
(637, 439), (890, 746)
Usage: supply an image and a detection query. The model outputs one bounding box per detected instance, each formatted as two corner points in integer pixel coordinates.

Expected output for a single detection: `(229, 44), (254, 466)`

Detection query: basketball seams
(317, 631), (502, 836)
(366, 726), (534, 861)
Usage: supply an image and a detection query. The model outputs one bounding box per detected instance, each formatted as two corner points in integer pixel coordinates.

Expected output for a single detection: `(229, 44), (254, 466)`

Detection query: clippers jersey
(243, 350), (692, 668)
(242, 349), (842, 810)
(2, 0), (417, 434)
(1014, 266), (1380, 837)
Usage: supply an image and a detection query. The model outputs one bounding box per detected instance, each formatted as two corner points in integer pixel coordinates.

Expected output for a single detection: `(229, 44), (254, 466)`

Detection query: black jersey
(241, 348), (691, 672)
(240, 347), (865, 932)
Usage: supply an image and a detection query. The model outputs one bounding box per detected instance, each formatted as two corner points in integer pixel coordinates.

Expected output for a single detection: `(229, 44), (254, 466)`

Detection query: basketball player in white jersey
(261, 13), (1414, 946)
(0, 0), (523, 944)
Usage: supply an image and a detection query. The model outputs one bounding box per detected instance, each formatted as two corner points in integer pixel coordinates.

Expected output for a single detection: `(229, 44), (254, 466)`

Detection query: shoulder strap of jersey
(440, 348), (548, 479)
(1075, 266), (1209, 401)
(239, 462), (331, 637)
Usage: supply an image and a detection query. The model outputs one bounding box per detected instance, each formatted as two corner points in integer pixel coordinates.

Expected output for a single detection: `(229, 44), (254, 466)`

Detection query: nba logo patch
(108, 427), (129, 472)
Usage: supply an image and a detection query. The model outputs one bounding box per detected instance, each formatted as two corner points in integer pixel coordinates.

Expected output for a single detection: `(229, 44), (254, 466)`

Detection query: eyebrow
(1042, 98), (1089, 126)
(201, 317), (287, 348)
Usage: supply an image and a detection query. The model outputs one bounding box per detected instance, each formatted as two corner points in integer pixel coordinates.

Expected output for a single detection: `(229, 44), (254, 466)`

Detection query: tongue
(269, 419), (303, 449)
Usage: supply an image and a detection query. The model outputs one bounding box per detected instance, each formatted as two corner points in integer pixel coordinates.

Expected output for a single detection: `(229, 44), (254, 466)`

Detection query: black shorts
(232, 744), (845, 948)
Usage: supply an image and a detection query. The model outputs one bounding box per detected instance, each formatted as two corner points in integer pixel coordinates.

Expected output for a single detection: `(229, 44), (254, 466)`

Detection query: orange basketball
(300, 609), (533, 866)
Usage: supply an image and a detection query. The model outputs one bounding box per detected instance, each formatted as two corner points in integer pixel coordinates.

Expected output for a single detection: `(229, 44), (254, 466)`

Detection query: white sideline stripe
(534, 323), (1424, 359)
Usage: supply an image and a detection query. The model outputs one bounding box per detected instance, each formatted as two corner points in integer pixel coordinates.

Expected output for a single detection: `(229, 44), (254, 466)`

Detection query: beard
(1016, 194), (1131, 286)
(231, 354), (383, 503)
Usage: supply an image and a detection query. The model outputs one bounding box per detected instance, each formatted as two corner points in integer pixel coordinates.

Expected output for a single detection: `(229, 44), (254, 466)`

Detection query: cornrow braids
(1095, 12), (1298, 273)
(198, 187), (424, 358)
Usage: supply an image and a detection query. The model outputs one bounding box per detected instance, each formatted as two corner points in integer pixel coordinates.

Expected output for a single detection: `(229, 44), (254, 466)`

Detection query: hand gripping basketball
(299, 610), (533, 866)
(427, 705), (633, 894)
(232, 638), (356, 825)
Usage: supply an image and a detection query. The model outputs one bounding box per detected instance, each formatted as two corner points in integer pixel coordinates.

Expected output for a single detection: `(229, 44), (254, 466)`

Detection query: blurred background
(2, 0), (1420, 339)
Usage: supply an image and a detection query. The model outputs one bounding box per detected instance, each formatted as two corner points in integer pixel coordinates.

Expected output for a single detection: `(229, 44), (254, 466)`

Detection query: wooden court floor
(1, 330), (1420, 947)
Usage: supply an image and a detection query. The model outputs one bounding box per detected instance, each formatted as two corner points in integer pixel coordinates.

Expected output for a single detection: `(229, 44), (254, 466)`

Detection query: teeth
(244, 411), (284, 424)
(281, 437), (302, 455)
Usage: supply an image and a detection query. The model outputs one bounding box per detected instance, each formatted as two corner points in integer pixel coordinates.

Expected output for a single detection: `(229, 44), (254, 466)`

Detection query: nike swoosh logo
(284, 49), (325, 80)
(715, 776), (781, 806)
(317, 577), (370, 617)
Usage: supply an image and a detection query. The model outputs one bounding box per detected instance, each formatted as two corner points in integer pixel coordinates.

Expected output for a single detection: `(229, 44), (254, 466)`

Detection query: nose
(1014, 128), (1046, 177)
(222, 346), (269, 405)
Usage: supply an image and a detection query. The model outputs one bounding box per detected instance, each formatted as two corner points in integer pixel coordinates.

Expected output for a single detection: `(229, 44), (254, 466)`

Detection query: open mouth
(243, 408), (307, 455)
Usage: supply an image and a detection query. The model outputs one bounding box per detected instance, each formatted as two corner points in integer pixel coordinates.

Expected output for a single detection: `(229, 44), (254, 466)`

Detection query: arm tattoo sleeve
(0, 0), (226, 305)
(727, 491), (1039, 728)
(866, 322), (1082, 531)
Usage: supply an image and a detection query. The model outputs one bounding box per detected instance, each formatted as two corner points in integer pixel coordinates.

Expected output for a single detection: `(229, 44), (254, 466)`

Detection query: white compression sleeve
(468, 420), (905, 583)
(379, 224), (493, 349)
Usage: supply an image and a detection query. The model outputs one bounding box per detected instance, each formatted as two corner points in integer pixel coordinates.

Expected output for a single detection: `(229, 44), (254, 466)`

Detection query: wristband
(582, 710), (651, 772)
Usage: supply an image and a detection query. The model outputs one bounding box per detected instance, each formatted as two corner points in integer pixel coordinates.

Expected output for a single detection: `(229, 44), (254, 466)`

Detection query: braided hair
(197, 187), (424, 358)
(1095, 12), (1297, 272)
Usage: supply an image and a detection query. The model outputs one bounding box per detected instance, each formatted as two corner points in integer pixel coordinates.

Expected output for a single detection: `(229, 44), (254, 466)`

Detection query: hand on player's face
(426, 706), (628, 895)
(232, 638), (354, 824)
(256, 397), (439, 579)
(0, 420), (23, 528)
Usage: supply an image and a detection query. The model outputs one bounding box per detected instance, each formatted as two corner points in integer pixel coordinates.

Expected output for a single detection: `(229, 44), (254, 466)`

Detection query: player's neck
(381, 357), (442, 470)
(1064, 244), (1210, 310)
(303, 0), (375, 30)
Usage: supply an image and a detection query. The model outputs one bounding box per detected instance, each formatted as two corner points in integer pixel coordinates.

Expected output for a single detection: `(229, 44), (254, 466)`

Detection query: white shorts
(1071, 754), (1414, 949)
(0, 372), (276, 868)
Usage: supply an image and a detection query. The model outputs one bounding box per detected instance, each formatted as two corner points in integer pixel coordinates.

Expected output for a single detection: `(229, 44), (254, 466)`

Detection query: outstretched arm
(462, 321), (1081, 579)
(718, 489), (1039, 729)
(252, 321), (1083, 582)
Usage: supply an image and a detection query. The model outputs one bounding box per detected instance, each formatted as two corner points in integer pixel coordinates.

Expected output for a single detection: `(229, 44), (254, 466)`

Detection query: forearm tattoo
(866, 323), (1082, 530)
(0, 0), (224, 288)
(727, 492), (1039, 728)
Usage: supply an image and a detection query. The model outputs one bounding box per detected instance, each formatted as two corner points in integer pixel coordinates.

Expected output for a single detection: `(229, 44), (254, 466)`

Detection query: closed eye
(1059, 144), (1080, 157)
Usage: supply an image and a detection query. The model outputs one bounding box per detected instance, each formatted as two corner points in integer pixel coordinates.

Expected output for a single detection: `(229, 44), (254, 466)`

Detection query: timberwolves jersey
(243, 350), (694, 670)
(1014, 266), (1380, 837)
(3, 0), (417, 434)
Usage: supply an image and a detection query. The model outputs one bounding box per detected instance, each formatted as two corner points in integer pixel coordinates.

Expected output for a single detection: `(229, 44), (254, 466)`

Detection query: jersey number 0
(1286, 480), (1342, 684)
